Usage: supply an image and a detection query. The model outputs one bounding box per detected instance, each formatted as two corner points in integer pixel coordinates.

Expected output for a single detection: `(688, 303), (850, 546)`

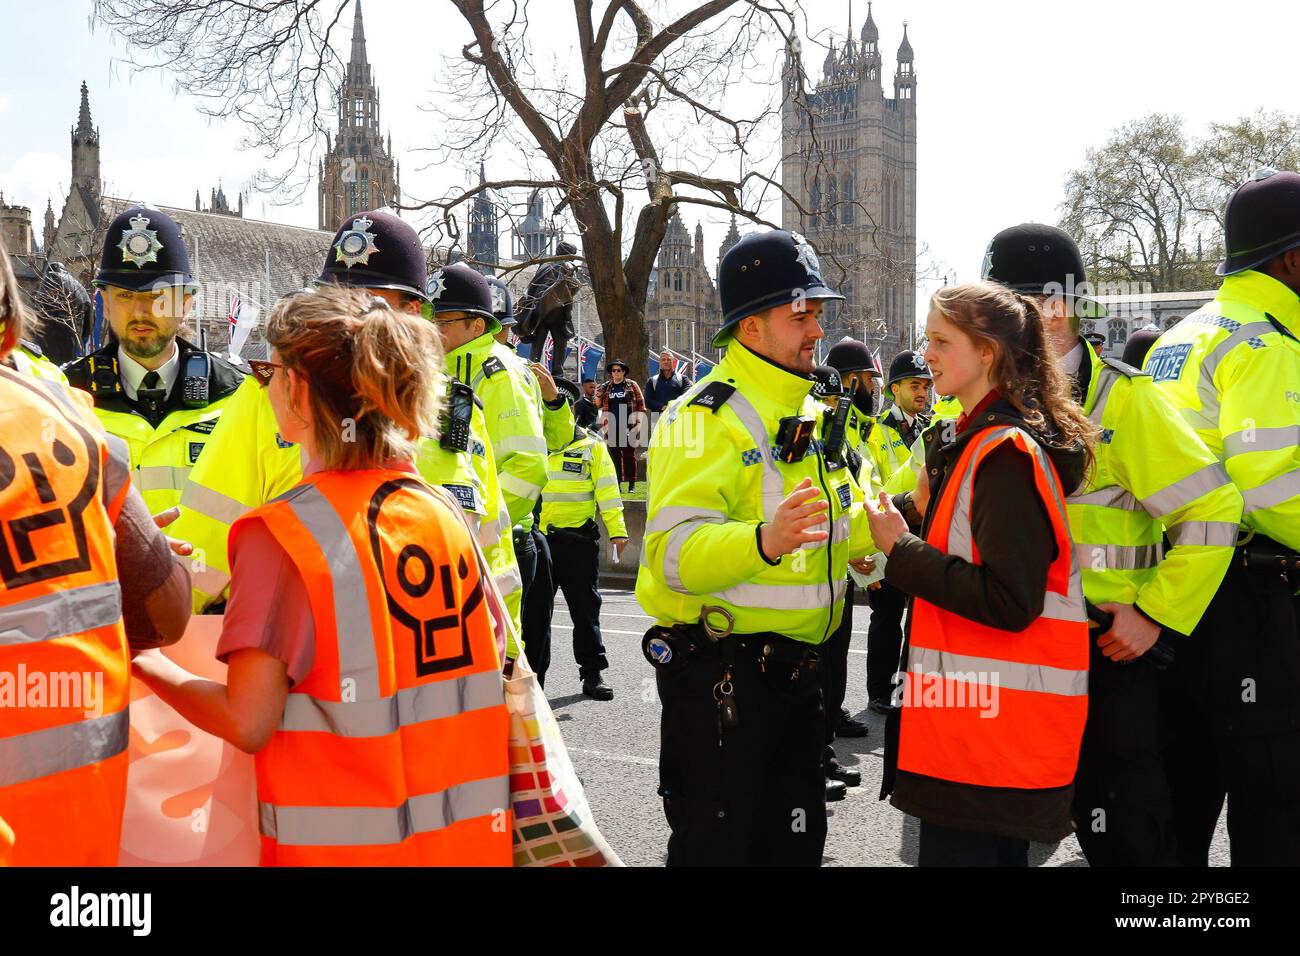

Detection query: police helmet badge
(790, 231), (824, 283)
(912, 352), (927, 370)
(980, 243), (995, 280)
(117, 213), (163, 268)
(334, 215), (380, 269)
(428, 269), (446, 300)
(490, 282), (506, 315)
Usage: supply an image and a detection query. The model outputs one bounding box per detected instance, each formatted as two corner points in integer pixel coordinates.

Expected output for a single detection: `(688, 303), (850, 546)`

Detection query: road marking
(568, 747), (658, 768)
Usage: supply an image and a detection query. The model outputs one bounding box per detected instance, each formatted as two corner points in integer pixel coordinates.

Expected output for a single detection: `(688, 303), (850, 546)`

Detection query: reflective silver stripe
(0, 581), (122, 646)
(909, 647), (1087, 697)
(1042, 590), (1087, 622)
(1180, 405), (1217, 435)
(499, 472), (544, 499)
(1068, 484), (1138, 510)
(727, 392), (786, 522)
(594, 476), (619, 491)
(798, 513), (853, 551)
(135, 464), (190, 491)
(497, 435), (548, 455)
(259, 774), (508, 846)
(102, 434), (132, 508)
(945, 428), (1010, 561)
(541, 490), (594, 503)
(279, 669), (503, 737)
(180, 481), (250, 526)
(716, 576), (847, 610)
(545, 470), (585, 482)
(1088, 367), (1120, 425)
(1194, 321), (1276, 430)
(495, 565), (522, 598)
(478, 517), (502, 543)
(1073, 542), (1162, 572)
(1140, 463), (1231, 518)
(0, 710), (129, 788)
(646, 506), (728, 535)
(1166, 520), (1241, 548)
(662, 519), (723, 593)
(1224, 425), (1300, 460)
(1243, 467), (1300, 515)
(286, 485), (382, 701)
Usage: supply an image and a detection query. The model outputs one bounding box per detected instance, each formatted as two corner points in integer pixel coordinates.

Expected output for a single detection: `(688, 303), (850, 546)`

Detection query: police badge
(117, 213), (163, 268)
(490, 282), (506, 315)
(427, 270), (446, 300)
(790, 231), (824, 283)
(334, 216), (379, 269)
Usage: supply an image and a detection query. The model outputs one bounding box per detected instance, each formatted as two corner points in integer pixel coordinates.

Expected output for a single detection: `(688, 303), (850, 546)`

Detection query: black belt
(642, 623), (819, 672)
(1237, 534), (1300, 574)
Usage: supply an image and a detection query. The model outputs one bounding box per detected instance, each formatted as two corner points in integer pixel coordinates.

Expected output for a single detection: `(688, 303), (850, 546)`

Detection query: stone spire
(76, 81), (95, 137)
(350, 0), (368, 67)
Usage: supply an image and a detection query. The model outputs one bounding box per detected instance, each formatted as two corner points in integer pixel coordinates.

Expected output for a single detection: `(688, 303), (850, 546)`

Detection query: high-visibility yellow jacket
(447, 333), (548, 532)
(542, 395), (576, 452)
(541, 427), (628, 539)
(1144, 270), (1300, 552)
(1069, 342), (1242, 635)
(636, 341), (875, 644)
(64, 340), (244, 515)
(884, 395), (963, 495)
(167, 376), (524, 650)
(7, 341), (68, 384)
(864, 404), (918, 486)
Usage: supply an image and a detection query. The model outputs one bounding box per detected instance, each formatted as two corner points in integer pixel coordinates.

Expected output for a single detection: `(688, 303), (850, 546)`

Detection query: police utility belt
(1237, 532), (1300, 579)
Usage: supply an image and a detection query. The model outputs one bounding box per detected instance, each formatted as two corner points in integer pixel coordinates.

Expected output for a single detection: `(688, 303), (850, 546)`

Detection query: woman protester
(596, 359), (645, 491)
(866, 282), (1097, 867)
(132, 286), (512, 866)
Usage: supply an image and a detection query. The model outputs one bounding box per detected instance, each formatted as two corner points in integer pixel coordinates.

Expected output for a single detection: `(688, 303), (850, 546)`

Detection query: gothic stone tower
(467, 162), (499, 275)
(318, 0), (399, 229)
(781, 3), (917, 358)
(645, 210), (720, 355)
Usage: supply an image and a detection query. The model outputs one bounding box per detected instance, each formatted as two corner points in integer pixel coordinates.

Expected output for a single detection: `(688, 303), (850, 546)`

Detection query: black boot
(582, 677), (614, 701)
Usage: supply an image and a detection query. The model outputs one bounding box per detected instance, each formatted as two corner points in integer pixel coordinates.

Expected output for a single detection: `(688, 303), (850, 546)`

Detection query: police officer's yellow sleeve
(642, 409), (770, 595)
(591, 440), (628, 539)
(542, 399), (575, 452)
(1107, 378), (1243, 635)
(1217, 345), (1300, 552)
(483, 375), (548, 526)
(884, 435), (923, 495)
(170, 377), (302, 611)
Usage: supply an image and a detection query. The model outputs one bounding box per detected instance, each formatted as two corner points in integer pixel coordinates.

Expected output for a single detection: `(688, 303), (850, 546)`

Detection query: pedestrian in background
(644, 349), (689, 413)
(868, 281), (1096, 867)
(133, 285), (511, 866)
(597, 359), (645, 491)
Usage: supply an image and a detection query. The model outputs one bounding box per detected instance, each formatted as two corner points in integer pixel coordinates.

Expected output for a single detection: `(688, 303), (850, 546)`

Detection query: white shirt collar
(1061, 340), (1085, 377)
(118, 342), (180, 401)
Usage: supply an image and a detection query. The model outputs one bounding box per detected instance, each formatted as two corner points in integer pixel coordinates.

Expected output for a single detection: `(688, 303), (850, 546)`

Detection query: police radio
(440, 380), (475, 452)
(821, 374), (858, 470)
(181, 352), (211, 408)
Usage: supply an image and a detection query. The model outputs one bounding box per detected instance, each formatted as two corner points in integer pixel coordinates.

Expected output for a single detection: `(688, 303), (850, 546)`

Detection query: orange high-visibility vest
(898, 425), (1089, 791)
(0, 366), (133, 866)
(233, 468), (511, 866)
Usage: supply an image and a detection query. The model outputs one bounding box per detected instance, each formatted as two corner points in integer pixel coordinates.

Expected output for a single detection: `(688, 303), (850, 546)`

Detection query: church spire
(350, 0), (368, 66)
(76, 81), (94, 136)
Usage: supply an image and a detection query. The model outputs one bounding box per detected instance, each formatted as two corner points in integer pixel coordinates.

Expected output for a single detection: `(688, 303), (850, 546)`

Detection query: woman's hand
(153, 506), (193, 557)
(866, 491), (910, 556)
(911, 473), (931, 518)
(759, 478), (829, 560)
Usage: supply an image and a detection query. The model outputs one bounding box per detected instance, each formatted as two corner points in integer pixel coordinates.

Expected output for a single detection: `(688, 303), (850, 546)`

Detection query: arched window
(686, 272), (692, 293)
(883, 178), (892, 229)
(810, 175), (821, 230)
(895, 177), (903, 230)
(842, 173), (854, 225)
(673, 271), (682, 292)
(1107, 318), (1127, 351)
(826, 176), (838, 227)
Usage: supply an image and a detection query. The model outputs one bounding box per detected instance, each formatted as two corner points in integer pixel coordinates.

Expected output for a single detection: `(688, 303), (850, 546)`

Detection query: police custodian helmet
(811, 364), (844, 401)
(553, 376), (581, 406)
(981, 222), (1107, 318)
(486, 275), (516, 326)
(714, 229), (844, 347)
(1217, 168), (1300, 276)
(316, 210), (428, 301)
(887, 349), (931, 386)
(427, 262), (501, 335)
(94, 206), (196, 291)
(825, 337), (881, 377)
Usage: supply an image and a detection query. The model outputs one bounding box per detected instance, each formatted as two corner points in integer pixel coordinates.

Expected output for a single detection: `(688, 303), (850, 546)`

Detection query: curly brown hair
(931, 281), (1098, 473)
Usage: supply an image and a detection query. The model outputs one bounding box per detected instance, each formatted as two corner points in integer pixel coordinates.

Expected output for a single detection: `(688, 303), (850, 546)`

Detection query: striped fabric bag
(506, 652), (623, 867)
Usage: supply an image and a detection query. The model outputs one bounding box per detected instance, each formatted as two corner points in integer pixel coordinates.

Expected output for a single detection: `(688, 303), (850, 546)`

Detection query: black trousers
(1161, 557), (1300, 866)
(518, 527), (554, 687)
(658, 634), (827, 866)
(822, 579), (854, 770)
(608, 444), (637, 486)
(547, 527), (609, 682)
(1072, 643), (1177, 866)
(918, 821), (1029, 867)
(866, 581), (906, 703)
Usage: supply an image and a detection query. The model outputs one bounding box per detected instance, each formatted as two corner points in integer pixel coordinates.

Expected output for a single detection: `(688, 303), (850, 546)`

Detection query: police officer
(1144, 170), (1300, 866)
(168, 213), (524, 643)
(981, 221), (1243, 866)
(527, 375), (627, 696)
(637, 229), (877, 866)
(857, 350), (934, 715)
(64, 207), (245, 515)
(4, 337), (67, 384)
(487, 274), (516, 347)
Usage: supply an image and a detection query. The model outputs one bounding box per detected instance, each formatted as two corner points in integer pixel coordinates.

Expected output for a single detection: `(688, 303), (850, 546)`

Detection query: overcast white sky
(3, 0), (1299, 328)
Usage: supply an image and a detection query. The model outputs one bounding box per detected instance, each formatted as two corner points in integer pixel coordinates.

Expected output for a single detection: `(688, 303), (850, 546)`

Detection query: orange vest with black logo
(898, 425), (1088, 791)
(232, 468), (511, 866)
(0, 366), (133, 865)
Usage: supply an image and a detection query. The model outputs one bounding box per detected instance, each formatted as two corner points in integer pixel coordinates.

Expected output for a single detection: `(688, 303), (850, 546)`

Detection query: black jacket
(881, 397), (1089, 843)
(644, 370), (689, 412)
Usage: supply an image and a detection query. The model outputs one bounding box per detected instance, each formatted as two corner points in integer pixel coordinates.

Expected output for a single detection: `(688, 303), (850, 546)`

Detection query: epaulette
(687, 381), (735, 412)
(19, 339), (43, 358)
(1100, 356), (1146, 378)
(1266, 313), (1299, 343)
(480, 356), (506, 378)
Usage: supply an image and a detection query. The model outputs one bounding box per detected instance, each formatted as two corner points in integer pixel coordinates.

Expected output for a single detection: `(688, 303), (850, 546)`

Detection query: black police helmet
(1218, 168), (1300, 276)
(486, 275), (515, 326)
(1083, 331), (1107, 350)
(607, 358), (630, 374)
(427, 262), (501, 335)
(317, 210), (428, 301)
(981, 222), (1107, 319)
(94, 206), (196, 292)
(714, 229), (844, 347)
(825, 337), (881, 377)
(553, 377), (581, 406)
(811, 364), (843, 400)
(887, 349), (932, 386)
(1121, 324), (1163, 369)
